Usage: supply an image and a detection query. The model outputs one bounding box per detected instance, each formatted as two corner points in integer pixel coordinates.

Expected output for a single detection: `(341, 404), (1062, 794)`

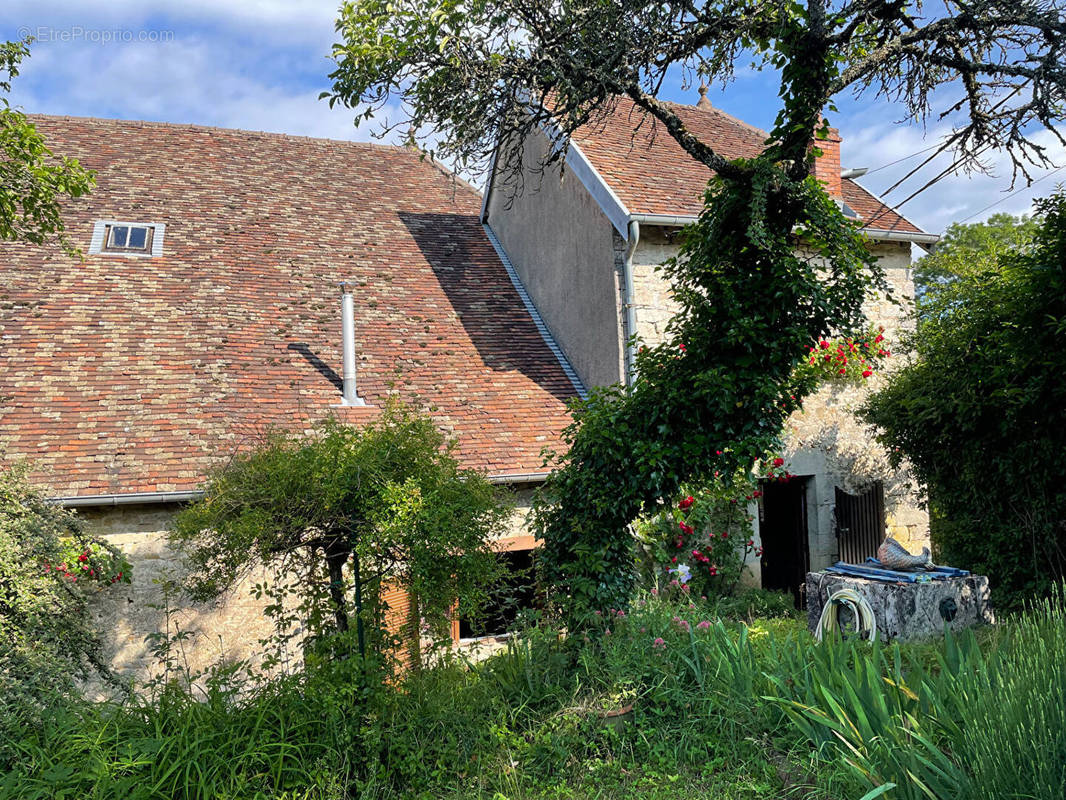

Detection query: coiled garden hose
(815, 588), (877, 642)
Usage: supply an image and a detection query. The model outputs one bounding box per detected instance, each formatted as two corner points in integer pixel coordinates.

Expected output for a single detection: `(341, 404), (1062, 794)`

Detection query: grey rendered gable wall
(484, 129), (625, 389)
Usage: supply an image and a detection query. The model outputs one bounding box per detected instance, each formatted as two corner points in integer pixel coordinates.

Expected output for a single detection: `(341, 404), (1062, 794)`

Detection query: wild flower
(652, 637), (666, 650)
(696, 620), (711, 630)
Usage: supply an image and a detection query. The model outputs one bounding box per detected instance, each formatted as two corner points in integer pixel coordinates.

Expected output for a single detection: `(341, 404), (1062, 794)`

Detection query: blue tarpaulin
(823, 559), (970, 584)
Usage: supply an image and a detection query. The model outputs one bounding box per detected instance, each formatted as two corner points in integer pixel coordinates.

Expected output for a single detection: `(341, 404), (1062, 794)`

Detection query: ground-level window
(458, 547), (542, 639)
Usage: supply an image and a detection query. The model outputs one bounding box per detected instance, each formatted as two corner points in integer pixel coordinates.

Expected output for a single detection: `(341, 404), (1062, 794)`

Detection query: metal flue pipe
(339, 282), (366, 406)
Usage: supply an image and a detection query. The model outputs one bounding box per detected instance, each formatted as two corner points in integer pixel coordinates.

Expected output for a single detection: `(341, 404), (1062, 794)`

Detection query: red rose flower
(772, 457), (784, 467)
(862, 369), (873, 378)
(678, 495), (695, 511)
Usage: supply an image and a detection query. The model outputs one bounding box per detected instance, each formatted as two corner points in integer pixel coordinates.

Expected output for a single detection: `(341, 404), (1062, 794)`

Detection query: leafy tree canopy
(864, 192), (1066, 607)
(326, 0), (1066, 621)
(915, 212), (1040, 299)
(326, 0), (1065, 189)
(171, 406), (509, 667)
(0, 38), (95, 253)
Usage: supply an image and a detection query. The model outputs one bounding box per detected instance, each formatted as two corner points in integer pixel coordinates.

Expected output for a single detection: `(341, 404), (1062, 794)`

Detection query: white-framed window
(105, 224), (153, 252)
(89, 221), (166, 257)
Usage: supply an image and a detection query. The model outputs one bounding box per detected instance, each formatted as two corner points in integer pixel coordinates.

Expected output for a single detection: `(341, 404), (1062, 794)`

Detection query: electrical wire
(861, 141), (947, 177)
(956, 165), (1066, 223)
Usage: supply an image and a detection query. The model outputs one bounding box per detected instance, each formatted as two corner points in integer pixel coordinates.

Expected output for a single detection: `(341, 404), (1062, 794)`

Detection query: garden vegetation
(2, 583), (1064, 799)
(865, 194), (1066, 608)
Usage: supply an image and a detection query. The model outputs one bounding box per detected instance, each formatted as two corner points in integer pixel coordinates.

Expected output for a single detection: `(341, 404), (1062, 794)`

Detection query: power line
(862, 141), (946, 177)
(957, 166), (1066, 223)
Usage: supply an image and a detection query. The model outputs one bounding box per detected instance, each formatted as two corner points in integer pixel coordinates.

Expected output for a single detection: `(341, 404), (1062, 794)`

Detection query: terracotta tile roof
(1, 116), (578, 498)
(570, 96), (925, 235)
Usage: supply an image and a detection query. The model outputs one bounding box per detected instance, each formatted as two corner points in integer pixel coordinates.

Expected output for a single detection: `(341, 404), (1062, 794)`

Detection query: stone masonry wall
(625, 229), (930, 572)
(81, 489), (538, 689)
(80, 503), (289, 693)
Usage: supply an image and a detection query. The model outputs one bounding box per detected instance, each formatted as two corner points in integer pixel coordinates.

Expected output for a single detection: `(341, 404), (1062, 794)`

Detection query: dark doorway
(759, 478), (810, 607)
(834, 482), (886, 564)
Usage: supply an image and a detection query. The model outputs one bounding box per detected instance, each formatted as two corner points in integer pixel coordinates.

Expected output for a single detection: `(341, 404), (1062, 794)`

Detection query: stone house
(482, 95), (937, 602)
(1, 99), (936, 678)
(0, 116), (584, 679)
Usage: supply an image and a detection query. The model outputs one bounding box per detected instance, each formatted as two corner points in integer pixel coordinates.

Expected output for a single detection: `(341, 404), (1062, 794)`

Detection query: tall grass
(2, 591), (1063, 799)
(0, 676), (351, 800)
(956, 592), (1066, 799)
(765, 589), (1066, 800)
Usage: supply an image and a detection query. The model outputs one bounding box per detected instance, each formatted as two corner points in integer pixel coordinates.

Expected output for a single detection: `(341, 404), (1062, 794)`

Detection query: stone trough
(806, 570), (995, 641)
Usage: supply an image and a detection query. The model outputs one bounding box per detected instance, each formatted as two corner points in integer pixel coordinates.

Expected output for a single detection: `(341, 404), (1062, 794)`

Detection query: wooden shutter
(834, 481), (886, 564)
(381, 581), (420, 671)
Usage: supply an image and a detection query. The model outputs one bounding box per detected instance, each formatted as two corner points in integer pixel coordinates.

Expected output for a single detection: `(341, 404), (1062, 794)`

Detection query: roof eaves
(848, 178), (931, 238)
(563, 140), (632, 239)
(632, 211), (941, 249)
(482, 223), (589, 400)
(860, 227), (940, 245)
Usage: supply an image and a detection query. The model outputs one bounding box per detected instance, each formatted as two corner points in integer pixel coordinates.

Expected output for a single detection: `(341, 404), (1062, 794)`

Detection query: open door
(759, 478), (810, 607)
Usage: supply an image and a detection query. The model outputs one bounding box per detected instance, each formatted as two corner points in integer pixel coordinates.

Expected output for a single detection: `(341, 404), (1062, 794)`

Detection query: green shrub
(171, 404), (509, 672)
(864, 194), (1066, 608)
(0, 463), (131, 733)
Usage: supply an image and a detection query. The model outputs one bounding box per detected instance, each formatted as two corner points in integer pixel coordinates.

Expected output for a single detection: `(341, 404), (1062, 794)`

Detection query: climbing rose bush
(796, 327), (891, 385)
(0, 463), (131, 722)
(637, 462), (799, 600)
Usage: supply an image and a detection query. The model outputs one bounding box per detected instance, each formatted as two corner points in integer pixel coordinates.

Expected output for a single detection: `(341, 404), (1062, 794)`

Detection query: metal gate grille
(834, 481), (886, 564)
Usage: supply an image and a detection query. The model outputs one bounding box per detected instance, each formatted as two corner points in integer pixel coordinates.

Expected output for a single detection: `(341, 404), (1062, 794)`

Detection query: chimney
(339, 282), (366, 406)
(811, 125), (843, 197)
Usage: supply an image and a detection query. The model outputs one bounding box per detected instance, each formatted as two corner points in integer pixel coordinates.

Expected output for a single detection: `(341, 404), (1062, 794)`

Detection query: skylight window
(105, 224), (152, 252)
(89, 221), (166, 257)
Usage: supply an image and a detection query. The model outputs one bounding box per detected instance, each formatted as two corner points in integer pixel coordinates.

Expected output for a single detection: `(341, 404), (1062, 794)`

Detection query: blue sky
(3, 1), (1062, 235)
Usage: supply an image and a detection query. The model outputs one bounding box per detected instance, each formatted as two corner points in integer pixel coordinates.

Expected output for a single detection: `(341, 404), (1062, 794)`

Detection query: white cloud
(841, 119), (1066, 234)
(3, 1), (404, 145)
(4, 1), (340, 46)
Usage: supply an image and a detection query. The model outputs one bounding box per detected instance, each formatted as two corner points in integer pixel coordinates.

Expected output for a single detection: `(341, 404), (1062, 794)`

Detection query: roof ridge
(660, 98), (771, 140)
(27, 112), (407, 152)
(29, 113), (484, 200)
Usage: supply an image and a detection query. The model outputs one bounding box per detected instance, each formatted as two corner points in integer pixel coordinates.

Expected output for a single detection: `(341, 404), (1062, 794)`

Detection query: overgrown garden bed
(3, 588), (1063, 800)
